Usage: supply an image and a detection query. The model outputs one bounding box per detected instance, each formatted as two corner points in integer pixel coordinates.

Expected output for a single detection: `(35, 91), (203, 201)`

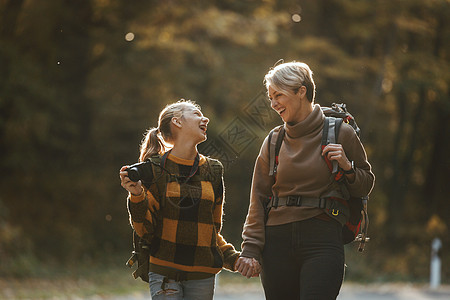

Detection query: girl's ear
(171, 117), (182, 128)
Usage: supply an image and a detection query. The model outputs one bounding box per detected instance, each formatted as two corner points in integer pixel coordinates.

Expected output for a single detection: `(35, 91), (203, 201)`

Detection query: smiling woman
(119, 99), (241, 300)
(237, 61), (375, 300)
(265, 62), (315, 125)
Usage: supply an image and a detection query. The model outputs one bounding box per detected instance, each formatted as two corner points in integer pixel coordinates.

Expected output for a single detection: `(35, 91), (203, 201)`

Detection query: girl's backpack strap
(205, 157), (223, 203)
(148, 154), (168, 207)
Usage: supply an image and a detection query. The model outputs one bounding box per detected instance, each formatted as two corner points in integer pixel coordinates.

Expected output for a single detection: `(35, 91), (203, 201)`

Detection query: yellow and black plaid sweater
(127, 153), (240, 277)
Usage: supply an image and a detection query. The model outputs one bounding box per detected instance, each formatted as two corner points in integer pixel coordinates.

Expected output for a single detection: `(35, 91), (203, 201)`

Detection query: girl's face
(268, 85), (303, 124)
(179, 106), (209, 144)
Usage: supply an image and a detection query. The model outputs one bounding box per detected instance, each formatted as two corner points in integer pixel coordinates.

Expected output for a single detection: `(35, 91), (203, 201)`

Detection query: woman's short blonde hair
(264, 61), (316, 103)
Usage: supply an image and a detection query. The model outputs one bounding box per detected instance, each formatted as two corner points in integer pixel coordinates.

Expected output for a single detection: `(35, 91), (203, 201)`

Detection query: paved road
(337, 283), (450, 300)
(107, 283), (450, 300)
(215, 283), (450, 300)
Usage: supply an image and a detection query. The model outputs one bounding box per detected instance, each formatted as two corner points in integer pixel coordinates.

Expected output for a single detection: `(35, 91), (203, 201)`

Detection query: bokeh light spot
(125, 32), (135, 42)
(292, 14), (302, 23)
(382, 79), (393, 93)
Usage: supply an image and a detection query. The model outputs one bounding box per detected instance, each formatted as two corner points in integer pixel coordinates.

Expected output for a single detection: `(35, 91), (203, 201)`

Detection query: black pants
(261, 218), (345, 300)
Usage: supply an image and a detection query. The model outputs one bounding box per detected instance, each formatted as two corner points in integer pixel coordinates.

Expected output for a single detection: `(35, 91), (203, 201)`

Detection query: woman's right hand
(119, 166), (144, 196)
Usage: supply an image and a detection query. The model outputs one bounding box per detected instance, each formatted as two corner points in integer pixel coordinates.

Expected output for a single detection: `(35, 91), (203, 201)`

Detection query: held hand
(235, 257), (261, 278)
(321, 143), (352, 171)
(119, 165), (144, 196)
(251, 258), (262, 277)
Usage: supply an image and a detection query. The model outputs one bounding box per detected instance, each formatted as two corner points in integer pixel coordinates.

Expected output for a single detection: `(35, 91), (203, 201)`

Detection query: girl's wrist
(131, 187), (144, 197)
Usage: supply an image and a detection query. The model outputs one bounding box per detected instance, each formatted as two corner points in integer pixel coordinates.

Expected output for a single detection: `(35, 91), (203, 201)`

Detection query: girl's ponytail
(138, 99), (201, 161)
(139, 127), (163, 162)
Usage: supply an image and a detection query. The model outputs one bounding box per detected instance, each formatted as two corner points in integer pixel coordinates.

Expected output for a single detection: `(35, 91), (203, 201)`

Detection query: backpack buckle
(273, 196), (279, 208)
(287, 195), (301, 206)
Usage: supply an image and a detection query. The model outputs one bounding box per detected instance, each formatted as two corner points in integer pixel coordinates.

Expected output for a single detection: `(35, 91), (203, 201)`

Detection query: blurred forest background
(0, 0), (449, 285)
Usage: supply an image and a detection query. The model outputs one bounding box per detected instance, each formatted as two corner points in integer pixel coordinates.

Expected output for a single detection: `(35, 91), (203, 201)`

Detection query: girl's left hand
(321, 143), (352, 171)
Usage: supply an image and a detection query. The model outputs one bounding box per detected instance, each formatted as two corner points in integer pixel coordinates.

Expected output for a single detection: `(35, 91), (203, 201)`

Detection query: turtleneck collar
(284, 104), (324, 138)
(167, 152), (207, 166)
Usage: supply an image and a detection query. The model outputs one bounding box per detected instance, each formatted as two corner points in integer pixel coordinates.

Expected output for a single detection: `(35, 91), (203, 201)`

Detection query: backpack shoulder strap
(268, 125), (285, 176)
(148, 154), (162, 176)
(148, 154), (167, 207)
(204, 157), (223, 204)
(321, 117), (343, 174)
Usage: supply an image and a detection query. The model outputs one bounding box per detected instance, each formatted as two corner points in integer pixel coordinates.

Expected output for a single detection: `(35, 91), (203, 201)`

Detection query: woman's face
(268, 85), (303, 124)
(179, 106), (209, 144)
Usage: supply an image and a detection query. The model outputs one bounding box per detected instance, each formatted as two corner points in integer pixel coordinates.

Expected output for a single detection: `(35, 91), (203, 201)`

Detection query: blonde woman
(119, 100), (250, 299)
(237, 62), (375, 299)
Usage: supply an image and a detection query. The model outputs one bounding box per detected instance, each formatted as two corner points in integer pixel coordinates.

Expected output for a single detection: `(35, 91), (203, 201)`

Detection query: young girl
(119, 100), (246, 299)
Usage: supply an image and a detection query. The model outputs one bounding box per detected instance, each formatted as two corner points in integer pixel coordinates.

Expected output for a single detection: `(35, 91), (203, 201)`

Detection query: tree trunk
(0, 0), (25, 163)
(386, 88), (407, 243)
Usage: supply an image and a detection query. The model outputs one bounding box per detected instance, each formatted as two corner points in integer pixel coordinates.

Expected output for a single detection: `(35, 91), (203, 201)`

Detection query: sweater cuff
(129, 190), (146, 203)
(344, 169), (368, 197)
(240, 244), (261, 261)
(224, 252), (241, 272)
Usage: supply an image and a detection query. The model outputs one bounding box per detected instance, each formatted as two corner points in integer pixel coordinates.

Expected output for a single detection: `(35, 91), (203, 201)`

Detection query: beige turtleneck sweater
(241, 104), (375, 259)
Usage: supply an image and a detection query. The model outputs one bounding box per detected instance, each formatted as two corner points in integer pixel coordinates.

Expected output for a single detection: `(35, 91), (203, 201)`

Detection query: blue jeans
(261, 217), (345, 300)
(148, 272), (215, 300)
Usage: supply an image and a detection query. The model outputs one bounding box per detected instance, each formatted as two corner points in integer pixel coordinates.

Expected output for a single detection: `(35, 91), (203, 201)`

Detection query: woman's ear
(297, 86), (307, 98)
(171, 117), (182, 128)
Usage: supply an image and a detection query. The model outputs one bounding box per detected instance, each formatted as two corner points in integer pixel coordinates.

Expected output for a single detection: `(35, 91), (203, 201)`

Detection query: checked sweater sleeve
(127, 189), (160, 243)
(213, 173), (240, 271)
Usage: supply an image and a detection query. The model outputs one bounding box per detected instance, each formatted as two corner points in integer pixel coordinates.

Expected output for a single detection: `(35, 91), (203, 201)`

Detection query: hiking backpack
(125, 154), (223, 282)
(267, 103), (369, 252)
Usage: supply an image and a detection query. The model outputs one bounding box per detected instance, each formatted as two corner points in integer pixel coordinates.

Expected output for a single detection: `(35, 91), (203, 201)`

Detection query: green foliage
(0, 0), (449, 282)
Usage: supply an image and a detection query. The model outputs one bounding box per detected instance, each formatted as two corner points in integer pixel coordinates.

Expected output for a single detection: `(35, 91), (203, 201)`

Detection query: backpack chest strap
(267, 195), (349, 225)
(268, 195), (328, 209)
